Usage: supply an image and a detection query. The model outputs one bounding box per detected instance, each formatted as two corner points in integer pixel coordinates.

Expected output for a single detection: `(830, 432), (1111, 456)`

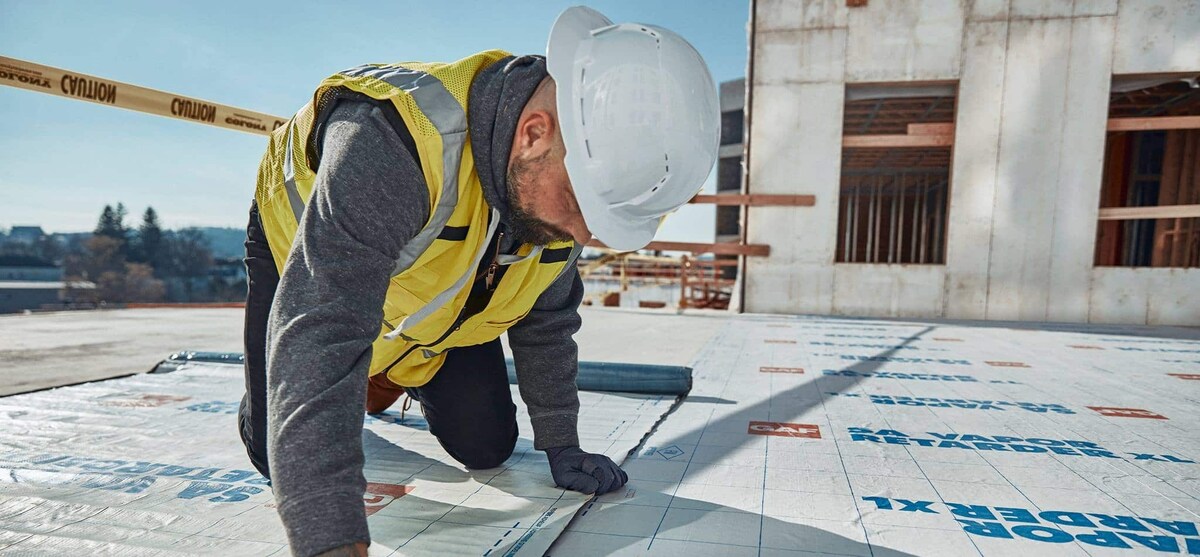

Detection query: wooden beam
(906, 123), (955, 136)
(1097, 204), (1200, 220)
(1153, 131), (1187, 266)
(1107, 115), (1200, 132)
(692, 259), (741, 268)
(690, 194), (816, 207)
(1095, 133), (1131, 265)
(588, 239), (771, 256)
(843, 134), (954, 148)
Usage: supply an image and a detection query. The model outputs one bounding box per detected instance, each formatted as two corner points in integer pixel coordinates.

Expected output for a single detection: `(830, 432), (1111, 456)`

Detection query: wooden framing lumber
(588, 239), (770, 256)
(1096, 204), (1200, 220)
(1107, 115), (1200, 132)
(841, 121), (955, 148)
(906, 123), (955, 136)
(689, 194), (816, 207)
(842, 134), (954, 148)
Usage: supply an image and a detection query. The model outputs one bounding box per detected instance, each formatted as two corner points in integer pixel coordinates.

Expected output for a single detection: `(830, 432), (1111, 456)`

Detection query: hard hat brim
(571, 175), (660, 252)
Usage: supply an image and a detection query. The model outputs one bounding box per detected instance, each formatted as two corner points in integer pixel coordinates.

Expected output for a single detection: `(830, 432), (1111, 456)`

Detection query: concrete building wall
(744, 0), (1200, 325)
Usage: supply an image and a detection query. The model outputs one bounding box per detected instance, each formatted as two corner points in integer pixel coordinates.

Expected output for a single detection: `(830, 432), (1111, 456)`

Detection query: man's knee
(456, 436), (517, 470)
(440, 423), (518, 470)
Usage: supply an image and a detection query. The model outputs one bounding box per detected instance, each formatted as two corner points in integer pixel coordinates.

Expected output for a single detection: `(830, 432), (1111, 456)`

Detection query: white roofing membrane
(1, 313), (1199, 556)
(0, 364), (672, 555)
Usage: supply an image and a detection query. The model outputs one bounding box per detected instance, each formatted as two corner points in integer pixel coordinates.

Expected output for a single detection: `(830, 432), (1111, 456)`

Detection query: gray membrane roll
(153, 351), (692, 395)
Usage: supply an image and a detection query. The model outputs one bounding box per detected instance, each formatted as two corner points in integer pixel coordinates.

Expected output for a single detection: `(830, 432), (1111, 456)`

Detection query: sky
(0, 0), (748, 242)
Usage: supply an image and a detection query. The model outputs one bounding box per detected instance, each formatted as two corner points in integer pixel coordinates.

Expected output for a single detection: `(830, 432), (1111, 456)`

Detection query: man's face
(506, 78), (591, 246)
(506, 151), (590, 246)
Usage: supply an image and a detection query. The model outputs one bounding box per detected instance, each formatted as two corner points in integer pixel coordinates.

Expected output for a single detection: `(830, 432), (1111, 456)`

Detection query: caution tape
(0, 55), (287, 136)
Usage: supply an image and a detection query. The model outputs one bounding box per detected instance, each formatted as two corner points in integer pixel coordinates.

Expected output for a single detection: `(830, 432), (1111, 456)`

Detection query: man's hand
(545, 446), (628, 495)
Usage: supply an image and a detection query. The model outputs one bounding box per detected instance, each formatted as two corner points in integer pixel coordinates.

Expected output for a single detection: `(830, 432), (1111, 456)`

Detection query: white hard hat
(547, 6), (720, 251)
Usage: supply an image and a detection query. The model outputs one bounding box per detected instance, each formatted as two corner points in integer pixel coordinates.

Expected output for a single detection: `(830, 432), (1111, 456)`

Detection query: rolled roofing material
(506, 358), (692, 395)
(154, 351), (692, 395)
(152, 351), (244, 373)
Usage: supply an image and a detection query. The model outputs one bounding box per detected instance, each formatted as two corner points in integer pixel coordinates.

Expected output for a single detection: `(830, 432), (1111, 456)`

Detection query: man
(238, 6), (718, 556)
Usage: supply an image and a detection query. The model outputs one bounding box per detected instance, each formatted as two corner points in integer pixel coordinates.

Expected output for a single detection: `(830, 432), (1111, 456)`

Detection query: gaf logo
(748, 421), (821, 439)
(760, 366), (805, 374)
(1168, 373), (1200, 381)
(364, 483), (413, 516)
(1086, 406), (1168, 420)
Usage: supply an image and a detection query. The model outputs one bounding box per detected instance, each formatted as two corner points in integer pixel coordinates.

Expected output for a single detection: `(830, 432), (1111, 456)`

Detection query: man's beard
(505, 154), (574, 246)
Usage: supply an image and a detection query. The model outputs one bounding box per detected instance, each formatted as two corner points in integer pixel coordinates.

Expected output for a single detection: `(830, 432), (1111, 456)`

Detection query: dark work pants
(237, 201), (519, 480)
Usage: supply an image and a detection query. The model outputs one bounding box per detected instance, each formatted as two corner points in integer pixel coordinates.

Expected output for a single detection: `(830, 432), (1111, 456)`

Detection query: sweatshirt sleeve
(265, 100), (429, 557)
(506, 263), (585, 450)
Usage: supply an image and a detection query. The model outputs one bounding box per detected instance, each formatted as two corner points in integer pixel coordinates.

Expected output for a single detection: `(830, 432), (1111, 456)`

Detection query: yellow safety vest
(254, 50), (580, 387)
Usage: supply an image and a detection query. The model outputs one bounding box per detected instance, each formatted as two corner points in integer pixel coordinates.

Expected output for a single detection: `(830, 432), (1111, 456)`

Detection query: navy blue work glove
(544, 446), (629, 495)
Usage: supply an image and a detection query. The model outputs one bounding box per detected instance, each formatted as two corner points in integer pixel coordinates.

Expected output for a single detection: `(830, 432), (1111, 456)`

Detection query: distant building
(0, 281), (95, 313)
(0, 255), (91, 312)
(210, 258), (247, 286)
(6, 226), (45, 245)
(715, 78), (746, 245)
(0, 255), (63, 282)
(711, 78), (747, 281)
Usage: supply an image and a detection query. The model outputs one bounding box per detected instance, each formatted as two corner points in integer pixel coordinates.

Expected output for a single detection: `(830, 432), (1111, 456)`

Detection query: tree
(83, 235), (125, 280)
(160, 228), (214, 302)
(113, 202), (130, 257)
(122, 263), (166, 302)
(132, 207), (164, 269)
(60, 235), (90, 279)
(94, 205), (123, 240)
(94, 263), (165, 303)
(162, 227), (213, 277)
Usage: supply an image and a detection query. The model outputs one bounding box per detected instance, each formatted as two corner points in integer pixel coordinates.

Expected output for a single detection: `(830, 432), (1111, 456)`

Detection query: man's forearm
(265, 205), (395, 554)
(508, 268), (585, 449)
(265, 100), (431, 556)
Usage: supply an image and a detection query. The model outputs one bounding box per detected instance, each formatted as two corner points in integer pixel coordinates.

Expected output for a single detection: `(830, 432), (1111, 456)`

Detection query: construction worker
(237, 6), (718, 556)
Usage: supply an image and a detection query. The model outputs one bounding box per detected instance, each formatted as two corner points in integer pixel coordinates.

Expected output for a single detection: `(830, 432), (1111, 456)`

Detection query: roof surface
(0, 309), (1197, 555)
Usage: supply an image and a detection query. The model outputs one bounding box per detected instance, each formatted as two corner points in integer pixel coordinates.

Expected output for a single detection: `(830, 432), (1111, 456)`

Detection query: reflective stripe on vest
(385, 208), (548, 340)
(282, 125), (305, 221)
(334, 64), (486, 337)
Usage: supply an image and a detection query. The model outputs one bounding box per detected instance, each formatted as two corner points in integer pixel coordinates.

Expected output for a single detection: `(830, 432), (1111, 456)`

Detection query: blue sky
(0, 0), (748, 242)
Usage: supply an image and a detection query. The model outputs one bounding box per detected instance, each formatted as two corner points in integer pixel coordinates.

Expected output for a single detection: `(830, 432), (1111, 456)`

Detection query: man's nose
(569, 218), (591, 246)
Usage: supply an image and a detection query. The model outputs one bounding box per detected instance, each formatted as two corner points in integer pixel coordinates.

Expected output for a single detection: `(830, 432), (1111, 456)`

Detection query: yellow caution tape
(0, 55), (287, 136)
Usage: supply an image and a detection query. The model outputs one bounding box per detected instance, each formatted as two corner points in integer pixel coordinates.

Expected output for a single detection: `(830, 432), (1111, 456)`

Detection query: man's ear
(514, 110), (556, 160)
